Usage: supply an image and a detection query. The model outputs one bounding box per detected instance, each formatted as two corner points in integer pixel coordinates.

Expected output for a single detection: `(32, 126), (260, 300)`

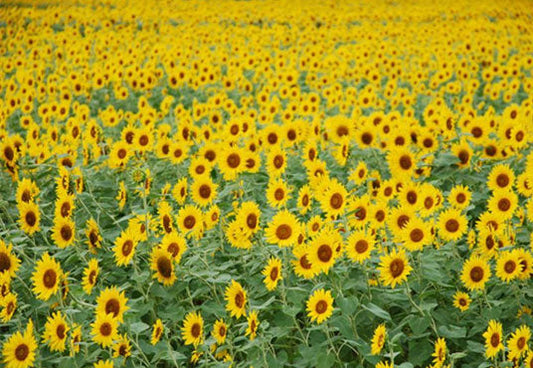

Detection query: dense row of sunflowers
(0, 0), (532, 367)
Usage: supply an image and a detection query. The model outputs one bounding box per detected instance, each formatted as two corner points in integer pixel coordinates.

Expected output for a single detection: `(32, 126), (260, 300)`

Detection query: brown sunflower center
(456, 193), (466, 204)
(504, 260), (516, 274)
(445, 219), (459, 233)
(25, 211), (37, 227)
(235, 291), (244, 308)
(410, 229), (424, 242)
(100, 322), (112, 336)
(470, 266), (484, 282)
(122, 240), (134, 256)
(270, 267), (279, 281)
(15, 343), (29, 361)
(191, 323), (201, 338)
(389, 259), (405, 278)
(406, 191), (417, 204)
(317, 244), (333, 263)
(227, 153), (240, 168)
(21, 190), (31, 203)
(490, 333), (500, 347)
(498, 198), (511, 212)
(459, 298), (467, 306)
(496, 174), (509, 188)
(219, 325), (226, 337)
(246, 214), (257, 229)
(105, 298), (120, 317)
(167, 242), (180, 257)
(88, 270), (97, 285)
(60, 225), (72, 241)
(458, 150), (469, 164)
(397, 215), (409, 229)
(330, 193), (343, 209)
(199, 184), (211, 199)
(184, 215), (196, 229)
(399, 155), (412, 170)
(56, 324), (66, 339)
(43, 269), (57, 288)
(300, 255), (312, 269)
(315, 300), (328, 314)
(276, 224), (292, 240)
(0, 252), (11, 272)
(517, 337), (526, 350)
(274, 188), (285, 201)
(157, 256), (172, 278)
(273, 155), (284, 169)
(355, 240), (368, 254)
(117, 148), (127, 159)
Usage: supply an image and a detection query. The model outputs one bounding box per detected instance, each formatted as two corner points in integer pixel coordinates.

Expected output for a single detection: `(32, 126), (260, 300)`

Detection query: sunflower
(16, 178), (39, 205)
(266, 178), (291, 208)
(483, 320), (504, 359)
(17, 201), (40, 235)
(451, 139), (473, 168)
(345, 229), (375, 264)
(262, 257), (282, 291)
(108, 140), (131, 169)
(432, 337), (447, 367)
(51, 217), (76, 248)
(245, 310), (259, 340)
(307, 228), (342, 274)
(218, 146), (244, 181)
(82, 259), (99, 295)
(54, 193), (75, 219)
(377, 248), (412, 288)
(158, 201), (175, 234)
(452, 291), (471, 312)
(172, 177), (188, 205)
(32, 252), (63, 301)
(495, 250), (521, 283)
(112, 334), (131, 359)
(402, 218), (433, 251)
(151, 247), (176, 286)
(91, 312), (118, 348)
(69, 324), (82, 356)
(151, 319), (164, 345)
(176, 205), (204, 240)
(460, 255), (491, 291)
(487, 164), (515, 192)
(371, 324), (386, 355)
(85, 218), (102, 252)
(2, 319), (37, 368)
(42, 312), (69, 352)
(318, 179), (348, 218)
(507, 325), (530, 360)
(116, 181), (127, 210)
(349, 161), (368, 185)
(190, 177), (218, 207)
(0, 240), (20, 278)
(113, 228), (139, 266)
(292, 245), (317, 279)
(515, 248), (533, 280)
(235, 201), (261, 235)
(159, 231), (187, 263)
(224, 280), (247, 319)
(265, 210), (301, 247)
(266, 146), (287, 177)
(188, 157), (213, 179)
(375, 361), (393, 368)
(306, 288), (334, 324)
(94, 360), (114, 368)
(211, 319), (228, 345)
(387, 147), (417, 179)
(204, 205), (221, 230)
(0, 293), (16, 322)
(437, 208), (467, 242)
(487, 189), (518, 220)
(0, 272), (11, 299)
(182, 311), (204, 347)
(448, 185), (471, 210)
(297, 185), (313, 214)
(95, 286), (129, 323)
(348, 195), (371, 229)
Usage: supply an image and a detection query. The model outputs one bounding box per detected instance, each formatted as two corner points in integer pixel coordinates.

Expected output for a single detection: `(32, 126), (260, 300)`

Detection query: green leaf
(362, 303), (391, 321)
(130, 321), (150, 334)
(438, 325), (466, 339)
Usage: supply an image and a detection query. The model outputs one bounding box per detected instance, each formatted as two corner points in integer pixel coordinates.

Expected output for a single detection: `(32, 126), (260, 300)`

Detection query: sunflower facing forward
(306, 288), (334, 324)
(0, 240), (20, 278)
(96, 286), (129, 323)
(31, 253), (63, 301)
(224, 280), (247, 319)
(2, 319), (37, 368)
(181, 311), (204, 347)
(150, 247), (176, 286)
(42, 312), (69, 352)
(483, 320), (504, 359)
(377, 248), (413, 288)
(460, 255), (491, 291)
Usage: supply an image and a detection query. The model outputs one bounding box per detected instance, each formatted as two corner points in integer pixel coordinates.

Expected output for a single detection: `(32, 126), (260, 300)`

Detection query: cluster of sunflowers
(0, 0), (532, 367)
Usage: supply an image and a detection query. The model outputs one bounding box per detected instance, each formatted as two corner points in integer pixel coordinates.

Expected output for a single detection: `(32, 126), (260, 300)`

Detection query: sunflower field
(0, 0), (532, 367)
